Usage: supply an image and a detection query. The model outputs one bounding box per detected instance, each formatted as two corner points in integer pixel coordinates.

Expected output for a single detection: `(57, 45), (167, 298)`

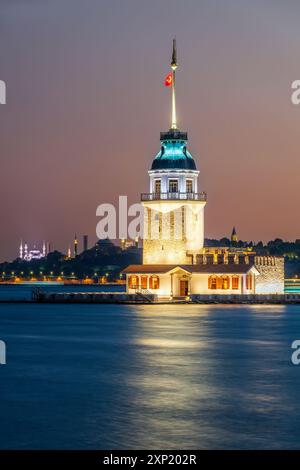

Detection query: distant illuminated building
(121, 238), (139, 250)
(19, 240), (47, 261)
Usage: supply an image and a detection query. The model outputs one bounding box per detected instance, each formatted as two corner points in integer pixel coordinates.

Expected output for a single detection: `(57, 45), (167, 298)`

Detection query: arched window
(222, 276), (230, 290)
(186, 179), (193, 193)
(128, 275), (139, 289)
(246, 274), (253, 290)
(149, 275), (159, 289)
(216, 277), (223, 289)
(154, 179), (161, 194)
(232, 276), (239, 290)
(169, 180), (178, 193)
(208, 276), (217, 289)
(141, 275), (148, 289)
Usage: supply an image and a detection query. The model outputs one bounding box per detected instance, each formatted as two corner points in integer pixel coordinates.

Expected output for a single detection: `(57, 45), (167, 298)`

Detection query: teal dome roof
(151, 130), (197, 171)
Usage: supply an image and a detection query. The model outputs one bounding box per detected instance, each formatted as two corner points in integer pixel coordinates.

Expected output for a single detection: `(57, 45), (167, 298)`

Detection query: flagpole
(171, 70), (176, 129)
(171, 38), (177, 130)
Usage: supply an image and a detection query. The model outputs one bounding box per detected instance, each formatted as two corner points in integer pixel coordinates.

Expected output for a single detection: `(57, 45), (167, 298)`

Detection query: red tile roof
(122, 264), (179, 274)
(123, 264), (255, 274)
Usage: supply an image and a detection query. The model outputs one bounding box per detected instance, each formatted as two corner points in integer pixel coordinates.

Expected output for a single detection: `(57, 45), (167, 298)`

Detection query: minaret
(141, 40), (207, 265)
(19, 240), (23, 259)
(83, 235), (88, 252)
(74, 234), (78, 257)
(42, 241), (46, 257)
(231, 227), (238, 244)
(24, 243), (28, 260)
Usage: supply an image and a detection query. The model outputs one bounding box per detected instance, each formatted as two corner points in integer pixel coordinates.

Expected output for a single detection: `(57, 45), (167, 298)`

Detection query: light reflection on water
(0, 300), (300, 449)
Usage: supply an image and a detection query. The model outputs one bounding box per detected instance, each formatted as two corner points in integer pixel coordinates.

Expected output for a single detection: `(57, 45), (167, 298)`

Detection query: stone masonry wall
(254, 256), (284, 294)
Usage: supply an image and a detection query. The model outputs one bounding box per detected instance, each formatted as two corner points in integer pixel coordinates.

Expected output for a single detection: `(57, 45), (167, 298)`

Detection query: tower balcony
(160, 130), (188, 141)
(141, 192), (207, 202)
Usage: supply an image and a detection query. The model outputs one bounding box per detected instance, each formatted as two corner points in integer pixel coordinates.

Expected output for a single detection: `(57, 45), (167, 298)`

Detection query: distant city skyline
(1, 0), (300, 262)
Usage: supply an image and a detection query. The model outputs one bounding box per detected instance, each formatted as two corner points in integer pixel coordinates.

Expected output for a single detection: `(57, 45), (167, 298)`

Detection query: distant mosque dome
(151, 129), (197, 171)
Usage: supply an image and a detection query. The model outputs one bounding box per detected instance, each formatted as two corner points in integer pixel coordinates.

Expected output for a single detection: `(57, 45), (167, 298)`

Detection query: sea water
(0, 286), (299, 449)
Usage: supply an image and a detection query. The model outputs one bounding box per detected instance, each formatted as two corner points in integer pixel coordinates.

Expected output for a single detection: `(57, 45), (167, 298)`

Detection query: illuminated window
(186, 180), (193, 193)
(154, 180), (161, 194)
(222, 276), (230, 290)
(246, 274), (253, 290)
(208, 276), (217, 289)
(149, 275), (159, 289)
(169, 180), (178, 193)
(128, 275), (139, 289)
(141, 275), (148, 289)
(232, 276), (239, 289)
(158, 212), (162, 235)
(216, 277), (223, 289)
(170, 211), (174, 237)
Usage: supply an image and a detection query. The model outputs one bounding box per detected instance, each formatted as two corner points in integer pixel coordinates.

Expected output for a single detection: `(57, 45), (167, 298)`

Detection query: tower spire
(171, 38), (177, 130)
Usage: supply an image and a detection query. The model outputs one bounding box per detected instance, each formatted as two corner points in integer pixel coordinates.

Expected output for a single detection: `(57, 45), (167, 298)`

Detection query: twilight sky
(0, 0), (299, 261)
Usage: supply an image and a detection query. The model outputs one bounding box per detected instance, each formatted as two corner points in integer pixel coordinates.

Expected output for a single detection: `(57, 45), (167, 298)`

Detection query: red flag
(164, 73), (173, 87)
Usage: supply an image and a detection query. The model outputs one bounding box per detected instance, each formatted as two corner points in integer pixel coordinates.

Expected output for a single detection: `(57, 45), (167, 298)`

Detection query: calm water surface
(0, 286), (300, 449)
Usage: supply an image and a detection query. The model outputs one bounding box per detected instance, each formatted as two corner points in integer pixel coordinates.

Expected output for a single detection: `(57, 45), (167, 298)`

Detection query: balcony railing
(160, 130), (188, 141)
(141, 192), (207, 201)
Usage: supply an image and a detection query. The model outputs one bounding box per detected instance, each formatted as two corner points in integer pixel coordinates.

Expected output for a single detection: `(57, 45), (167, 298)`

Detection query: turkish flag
(164, 73), (173, 87)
